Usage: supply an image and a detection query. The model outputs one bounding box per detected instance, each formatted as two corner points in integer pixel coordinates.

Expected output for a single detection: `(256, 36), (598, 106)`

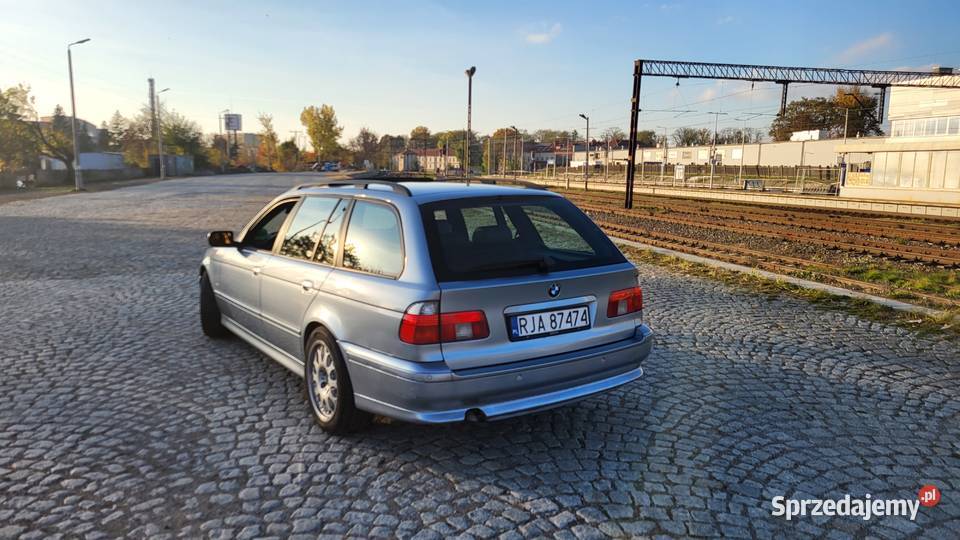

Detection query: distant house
(392, 148), (460, 172)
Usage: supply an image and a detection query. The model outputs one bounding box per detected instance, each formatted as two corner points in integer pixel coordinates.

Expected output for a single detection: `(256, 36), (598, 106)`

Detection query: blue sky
(3, 0), (960, 146)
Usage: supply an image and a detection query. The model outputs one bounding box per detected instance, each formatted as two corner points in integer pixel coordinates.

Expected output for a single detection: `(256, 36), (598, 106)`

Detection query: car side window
(244, 200), (296, 251)
(341, 201), (403, 278)
(316, 200), (348, 265)
(278, 197), (340, 260)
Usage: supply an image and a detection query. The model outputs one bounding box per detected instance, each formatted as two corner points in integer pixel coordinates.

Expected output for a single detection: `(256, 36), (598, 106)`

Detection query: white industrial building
(838, 76), (960, 204)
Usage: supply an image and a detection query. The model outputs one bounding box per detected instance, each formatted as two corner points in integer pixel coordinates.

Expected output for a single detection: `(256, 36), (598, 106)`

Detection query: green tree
(531, 129), (571, 144)
(257, 113), (279, 170)
(409, 126), (435, 151)
(300, 104), (343, 161)
(161, 110), (209, 169)
(833, 86), (883, 139)
(377, 134), (407, 168)
(277, 138), (301, 171)
(0, 85), (41, 171)
(601, 127), (626, 142)
(348, 127), (379, 167)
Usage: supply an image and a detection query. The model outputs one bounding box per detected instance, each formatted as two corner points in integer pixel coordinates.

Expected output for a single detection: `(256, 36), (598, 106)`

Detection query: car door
(212, 199), (297, 338)
(259, 196), (344, 358)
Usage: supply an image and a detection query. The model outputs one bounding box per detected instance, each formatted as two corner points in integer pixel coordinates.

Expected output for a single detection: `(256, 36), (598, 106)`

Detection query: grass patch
(842, 263), (960, 299)
(622, 245), (960, 339)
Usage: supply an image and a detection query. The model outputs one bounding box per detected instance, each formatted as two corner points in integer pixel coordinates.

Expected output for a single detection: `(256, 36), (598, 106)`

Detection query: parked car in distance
(199, 180), (653, 432)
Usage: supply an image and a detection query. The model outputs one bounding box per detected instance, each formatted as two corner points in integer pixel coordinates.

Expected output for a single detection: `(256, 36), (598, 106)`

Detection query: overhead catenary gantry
(623, 59), (960, 208)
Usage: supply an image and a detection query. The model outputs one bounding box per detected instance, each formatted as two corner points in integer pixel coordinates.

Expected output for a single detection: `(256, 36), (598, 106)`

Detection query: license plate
(509, 306), (590, 340)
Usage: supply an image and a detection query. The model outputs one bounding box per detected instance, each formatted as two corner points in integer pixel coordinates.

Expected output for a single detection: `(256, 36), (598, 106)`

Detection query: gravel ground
(0, 173), (958, 539)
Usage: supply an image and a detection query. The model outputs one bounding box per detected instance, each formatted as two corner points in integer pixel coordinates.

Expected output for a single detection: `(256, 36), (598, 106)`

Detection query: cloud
(716, 15), (735, 25)
(524, 23), (562, 45)
(835, 33), (893, 63)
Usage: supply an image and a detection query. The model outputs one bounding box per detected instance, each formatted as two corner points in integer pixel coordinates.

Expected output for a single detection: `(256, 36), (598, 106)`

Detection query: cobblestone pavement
(0, 174), (957, 539)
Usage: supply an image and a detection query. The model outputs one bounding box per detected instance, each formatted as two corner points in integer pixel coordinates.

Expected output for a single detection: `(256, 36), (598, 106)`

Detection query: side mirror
(207, 230), (235, 247)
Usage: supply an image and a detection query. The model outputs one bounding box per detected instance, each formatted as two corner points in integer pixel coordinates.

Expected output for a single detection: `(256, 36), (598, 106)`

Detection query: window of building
(913, 151), (930, 188)
(936, 118), (949, 136)
(871, 152), (887, 186)
(279, 197), (340, 260)
(930, 152), (947, 189)
(946, 152), (960, 190)
(883, 152), (900, 187)
(341, 201), (403, 278)
(899, 152), (915, 187)
(949, 117), (960, 135)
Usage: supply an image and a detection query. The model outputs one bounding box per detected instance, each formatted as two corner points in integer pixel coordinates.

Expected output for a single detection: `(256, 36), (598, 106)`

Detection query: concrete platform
(527, 177), (960, 219)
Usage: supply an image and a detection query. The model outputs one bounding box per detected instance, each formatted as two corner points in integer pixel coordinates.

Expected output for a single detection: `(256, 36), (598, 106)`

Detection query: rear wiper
(474, 255), (555, 273)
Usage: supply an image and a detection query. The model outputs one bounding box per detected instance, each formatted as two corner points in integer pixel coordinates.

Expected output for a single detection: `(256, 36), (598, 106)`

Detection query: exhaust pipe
(465, 409), (487, 422)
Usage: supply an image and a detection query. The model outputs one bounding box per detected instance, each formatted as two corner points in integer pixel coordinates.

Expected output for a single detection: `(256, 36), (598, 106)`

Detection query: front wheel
(199, 272), (229, 338)
(304, 328), (371, 433)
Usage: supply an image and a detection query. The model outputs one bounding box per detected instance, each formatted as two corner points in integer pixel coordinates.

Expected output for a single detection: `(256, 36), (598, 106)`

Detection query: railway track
(567, 191), (960, 246)
(571, 193), (960, 246)
(591, 219), (960, 309)
(569, 197), (960, 267)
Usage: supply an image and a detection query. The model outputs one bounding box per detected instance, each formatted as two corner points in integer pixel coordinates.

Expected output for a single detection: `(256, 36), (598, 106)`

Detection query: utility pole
(464, 66), (476, 177)
(501, 128), (508, 176)
(156, 88), (170, 179)
(510, 126), (519, 180)
(708, 111), (727, 189)
(579, 114), (589, 190)
(486, 137), (491, 176)
(656, 125), (668, 184)
(67, 38), (91, 190)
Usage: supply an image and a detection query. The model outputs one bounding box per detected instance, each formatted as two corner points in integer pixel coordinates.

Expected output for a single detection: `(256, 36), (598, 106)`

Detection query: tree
(601, 127), (626, 142)
(832, 86), (883, 139)
(348, 127), (379, 167)
(768, 98), (838, 141)
(672, 127), (713, 146)
(277, 138), (301, 171)
(161, 110), (209, 169)
(409, 126), (434, 150)
(300, 105), (343, 161)
(101, 111), (127, 152)
(257, 113), (279, 170)
(377, 134), (407, 169)
(0, 85), (41, 171)
(531, 129), (570, 144)
(636, 130), (657, 147)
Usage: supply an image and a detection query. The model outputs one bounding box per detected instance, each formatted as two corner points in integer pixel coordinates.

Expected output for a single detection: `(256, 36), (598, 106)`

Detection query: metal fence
(523, 163), (842, 195)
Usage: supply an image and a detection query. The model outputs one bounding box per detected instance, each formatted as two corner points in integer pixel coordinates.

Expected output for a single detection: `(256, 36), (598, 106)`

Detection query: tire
(199, 272), (229, 339)
(304, 327), (371, 433)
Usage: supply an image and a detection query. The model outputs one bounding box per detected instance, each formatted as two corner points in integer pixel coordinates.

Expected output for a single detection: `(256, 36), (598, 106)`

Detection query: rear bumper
(340, 325), (653, 424)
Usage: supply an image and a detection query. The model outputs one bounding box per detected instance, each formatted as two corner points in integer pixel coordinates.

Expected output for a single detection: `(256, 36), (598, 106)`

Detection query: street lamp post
(510, 126), (520, 180)
(219, 109), (230, 171)
(67, 38), (91, 191)
(157, 88), (170, 179)
(579, 114), (589, 190)
(464, 66), (476, 177)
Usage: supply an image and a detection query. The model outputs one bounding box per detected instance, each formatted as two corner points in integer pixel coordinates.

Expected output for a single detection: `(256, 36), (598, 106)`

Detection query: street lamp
(464, 66), (476, 177)
(67, 38), (91, 191)
(156, 88), (170, 179)
(579, 113), (589, 190)
(219, 109), (230, 171)
(510, 125), (521, 180)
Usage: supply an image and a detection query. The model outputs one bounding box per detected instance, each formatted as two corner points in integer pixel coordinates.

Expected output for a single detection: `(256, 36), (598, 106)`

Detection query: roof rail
(444, 178), (548, 190)
(293, 179), (412, 196)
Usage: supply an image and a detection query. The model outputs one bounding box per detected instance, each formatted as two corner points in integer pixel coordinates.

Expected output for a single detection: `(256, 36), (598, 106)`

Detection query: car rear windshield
(420, 195), (626, 282)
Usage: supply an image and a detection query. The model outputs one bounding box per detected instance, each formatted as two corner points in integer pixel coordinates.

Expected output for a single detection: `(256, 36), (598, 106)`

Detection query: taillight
(399, 301), (489, 345)
(607, 287), (643, 318)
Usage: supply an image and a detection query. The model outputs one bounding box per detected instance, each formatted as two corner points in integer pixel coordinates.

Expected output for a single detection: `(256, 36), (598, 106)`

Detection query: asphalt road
(0, 173), (957, 539)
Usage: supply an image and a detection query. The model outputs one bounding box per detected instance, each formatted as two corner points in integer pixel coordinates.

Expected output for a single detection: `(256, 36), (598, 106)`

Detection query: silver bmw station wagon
(200, 179), (653, 433)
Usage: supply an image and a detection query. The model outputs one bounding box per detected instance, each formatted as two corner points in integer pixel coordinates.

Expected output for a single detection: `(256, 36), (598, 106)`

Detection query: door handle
(252, 267), (261, 276)
(301, 280), (314, 291)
